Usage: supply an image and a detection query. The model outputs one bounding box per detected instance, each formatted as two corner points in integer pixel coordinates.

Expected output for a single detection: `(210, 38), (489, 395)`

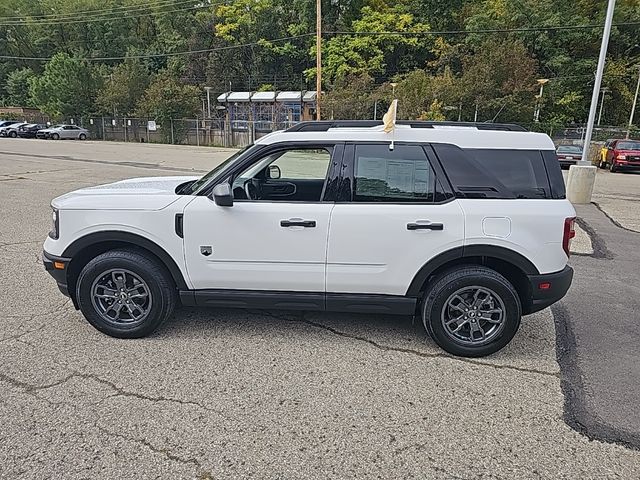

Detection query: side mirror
(211, 183), (233, 207)
(267, 164), (281, 179)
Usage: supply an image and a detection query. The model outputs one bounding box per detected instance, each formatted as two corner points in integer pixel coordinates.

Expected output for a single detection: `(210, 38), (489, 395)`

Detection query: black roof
(286, 120), (528, 133)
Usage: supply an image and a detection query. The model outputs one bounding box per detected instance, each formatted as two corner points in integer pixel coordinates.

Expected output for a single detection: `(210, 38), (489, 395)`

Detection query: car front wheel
(9, 131), (17, 138)
(76, 249), (176, 338)
(421, 265), (521, 357)
(79, 133), (87, 140)
(51, 133), (59, 140)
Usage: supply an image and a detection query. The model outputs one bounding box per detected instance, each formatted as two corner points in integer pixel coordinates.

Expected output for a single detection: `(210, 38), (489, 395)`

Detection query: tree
(323, 74), (375, 119)
(6, 68), (36, 107)
(316, 6), (431, 83)
(137, 70), (200, 143)
(29, 53), (101, 118)
(96, 58), (150, 116)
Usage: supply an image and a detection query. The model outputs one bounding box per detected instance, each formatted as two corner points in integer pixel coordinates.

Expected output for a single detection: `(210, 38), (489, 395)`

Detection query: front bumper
(43, 250), (72, 298)
(524, 265), (573, 314)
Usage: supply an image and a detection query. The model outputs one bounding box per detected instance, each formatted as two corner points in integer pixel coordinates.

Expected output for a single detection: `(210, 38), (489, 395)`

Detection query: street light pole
(627, 66), (640, 138)
(204, 87), (212, 119)
(533, 79), (549, 122)
(579, 0), (616, 166)
(597, 87), (609, 126)
(315, 0), (322, 120)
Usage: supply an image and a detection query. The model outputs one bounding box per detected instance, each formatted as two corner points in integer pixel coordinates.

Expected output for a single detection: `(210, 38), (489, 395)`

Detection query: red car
(599, 139), (640, 172)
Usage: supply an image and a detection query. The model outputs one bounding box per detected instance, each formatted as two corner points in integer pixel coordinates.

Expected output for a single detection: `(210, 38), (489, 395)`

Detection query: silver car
(37, 124), (89, 140)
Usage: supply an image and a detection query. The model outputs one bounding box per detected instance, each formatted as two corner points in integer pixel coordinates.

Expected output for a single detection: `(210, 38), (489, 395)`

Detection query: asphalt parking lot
(1, 139), (639, 479)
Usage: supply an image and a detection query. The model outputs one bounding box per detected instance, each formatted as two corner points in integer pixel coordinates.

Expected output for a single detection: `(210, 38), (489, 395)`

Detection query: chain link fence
(51, 116), (300, 148)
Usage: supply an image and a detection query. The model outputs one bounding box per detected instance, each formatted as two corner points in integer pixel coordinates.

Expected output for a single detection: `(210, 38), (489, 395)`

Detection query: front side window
(232, 147), (332, 202)
(353, 144), (443, 203)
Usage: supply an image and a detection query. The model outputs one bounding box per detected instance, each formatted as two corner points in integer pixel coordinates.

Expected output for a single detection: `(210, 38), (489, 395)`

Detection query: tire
(76, 249), (176, 338)
(421, 265), (521, 357)
(79, 133), (87, 140)
(51, 133), (59, 140)
(609, 161), (617, 173)
(9, 131), (17, 138)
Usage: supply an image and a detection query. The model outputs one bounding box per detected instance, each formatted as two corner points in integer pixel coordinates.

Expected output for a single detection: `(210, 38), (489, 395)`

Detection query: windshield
(557, 145), (582, 154)
(617, 141), (640, 150)
(182, 144), (255, 195)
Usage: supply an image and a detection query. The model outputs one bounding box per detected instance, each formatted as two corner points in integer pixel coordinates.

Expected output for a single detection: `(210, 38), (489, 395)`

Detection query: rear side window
(433, 144), (553, 199)
(352, 144), (448, 203)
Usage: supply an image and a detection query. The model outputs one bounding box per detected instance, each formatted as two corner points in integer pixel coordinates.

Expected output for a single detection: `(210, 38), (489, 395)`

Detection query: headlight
(49, 208), (59, 239)
(616, 154), (627, 160)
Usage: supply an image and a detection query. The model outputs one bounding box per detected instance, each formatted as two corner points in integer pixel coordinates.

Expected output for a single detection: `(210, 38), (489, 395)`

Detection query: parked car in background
(598, 139), (640, 172)
(17, 124), (47, 139)
(555, 145), (583, 168)
(36, 124), (89, 140)
(0, 120), (21, 135)
(0, 121), (28, 138)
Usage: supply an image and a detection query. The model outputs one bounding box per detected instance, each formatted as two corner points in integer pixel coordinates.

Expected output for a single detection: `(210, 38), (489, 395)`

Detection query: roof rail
(285, 120), (528, 133)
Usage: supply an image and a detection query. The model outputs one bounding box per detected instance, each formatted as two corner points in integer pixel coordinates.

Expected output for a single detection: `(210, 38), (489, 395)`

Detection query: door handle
(280, 219), (316, 228)
(407, 222), (444, 231)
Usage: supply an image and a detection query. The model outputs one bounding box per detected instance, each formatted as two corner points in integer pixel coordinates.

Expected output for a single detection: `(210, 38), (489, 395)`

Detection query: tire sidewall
(423, 269), (522, 357)
(79, 134), (86, 140)
(76, 253), (171, 338)
(51, 133), (59, 140)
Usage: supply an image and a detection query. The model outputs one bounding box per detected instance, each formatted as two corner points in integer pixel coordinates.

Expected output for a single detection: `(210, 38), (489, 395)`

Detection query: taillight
(563, 217), (576, 257)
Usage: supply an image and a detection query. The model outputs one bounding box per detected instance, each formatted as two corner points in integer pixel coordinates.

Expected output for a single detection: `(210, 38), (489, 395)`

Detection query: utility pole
(578, 0), (616, 166)
(626, 66), (640, 138)
(315, 0), (322, 120)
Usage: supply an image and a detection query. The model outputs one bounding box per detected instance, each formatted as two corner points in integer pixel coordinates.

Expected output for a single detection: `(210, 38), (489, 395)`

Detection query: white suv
(43, 121), (575, 357)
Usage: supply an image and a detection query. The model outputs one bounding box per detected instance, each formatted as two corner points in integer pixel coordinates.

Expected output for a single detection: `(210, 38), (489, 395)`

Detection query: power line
(0, 0), (200, 21)
(0, 1), (221, 26)
(325, 21), (640, 36)
(0, 34), (315, 61)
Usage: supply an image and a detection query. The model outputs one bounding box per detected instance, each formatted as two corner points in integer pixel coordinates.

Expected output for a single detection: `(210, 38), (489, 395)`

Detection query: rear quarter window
(433, 144), (559, 199)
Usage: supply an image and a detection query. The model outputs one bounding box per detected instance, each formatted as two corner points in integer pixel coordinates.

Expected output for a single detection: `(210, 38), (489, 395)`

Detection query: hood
(52, 176), (199, 211)
(615, 149), (640, 155)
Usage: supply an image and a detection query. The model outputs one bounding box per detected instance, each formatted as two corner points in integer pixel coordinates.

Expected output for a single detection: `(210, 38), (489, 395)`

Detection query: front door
(183, 145), (339, 292)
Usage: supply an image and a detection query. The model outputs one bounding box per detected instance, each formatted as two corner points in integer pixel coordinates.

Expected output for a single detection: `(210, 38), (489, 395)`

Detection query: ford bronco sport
(43, 121), (575, 357)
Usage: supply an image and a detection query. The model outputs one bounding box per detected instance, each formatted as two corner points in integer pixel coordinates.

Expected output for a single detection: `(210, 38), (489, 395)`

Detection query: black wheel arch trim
(61, 231), (188, 290)
(406, 244), (540, 297)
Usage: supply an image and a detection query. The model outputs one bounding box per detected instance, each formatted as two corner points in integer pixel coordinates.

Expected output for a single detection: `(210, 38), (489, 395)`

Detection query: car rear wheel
(76, 249), (176, 338)
(421, 265), (521, 357)
(79, 133), (87, 140)
(51, 133), (59, 140)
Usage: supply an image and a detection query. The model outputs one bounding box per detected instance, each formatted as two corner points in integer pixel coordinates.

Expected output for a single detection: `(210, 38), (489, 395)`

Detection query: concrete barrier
(567, 165), (597, 204)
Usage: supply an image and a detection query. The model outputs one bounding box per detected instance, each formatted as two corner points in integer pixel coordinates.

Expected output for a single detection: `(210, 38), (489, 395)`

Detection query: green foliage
(137, 70), (200, 143)
(96, 58), (150, 115)
(6, 68), (36, 107)
(0, 0), (638, 126)
(315, 5), (431, 83)
(29, 53), (101, 119)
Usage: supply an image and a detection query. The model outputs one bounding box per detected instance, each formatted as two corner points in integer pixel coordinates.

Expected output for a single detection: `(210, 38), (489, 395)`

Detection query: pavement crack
(0, 323), (46, 344)
(575, 217), (614, 259)
(0, 369), (215, 412)
(592, 201), (640, 233)
(95, 423), (204, 472)
(257, 311), (559, 378)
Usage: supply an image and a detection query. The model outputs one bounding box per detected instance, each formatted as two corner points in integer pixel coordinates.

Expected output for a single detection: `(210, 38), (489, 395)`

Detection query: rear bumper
(42, 250), (72, 298)
(524, 265), (573, 314)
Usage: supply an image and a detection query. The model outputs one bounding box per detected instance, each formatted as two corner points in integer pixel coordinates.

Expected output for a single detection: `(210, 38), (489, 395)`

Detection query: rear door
(326, 143), (464, 296)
